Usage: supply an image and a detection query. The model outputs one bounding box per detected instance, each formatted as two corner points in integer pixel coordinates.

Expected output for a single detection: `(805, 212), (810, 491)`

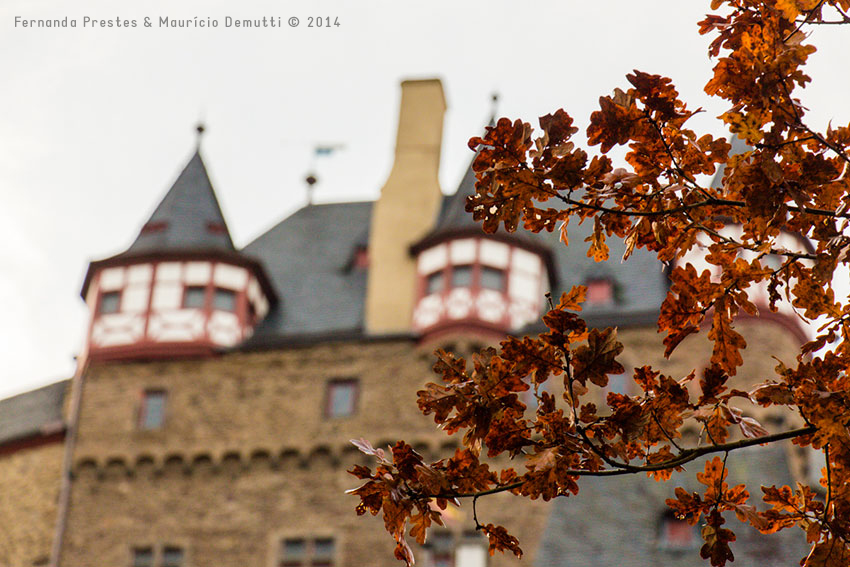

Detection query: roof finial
(305, 173), (318, 206)
(195, 122), (206, 149)
(489, 92), (500, 124)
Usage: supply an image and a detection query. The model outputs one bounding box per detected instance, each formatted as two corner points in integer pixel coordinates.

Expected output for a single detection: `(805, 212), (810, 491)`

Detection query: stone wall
(61, 314), (804, 566)
(0, 440), (63, 567)
(63, 339), (550, 567)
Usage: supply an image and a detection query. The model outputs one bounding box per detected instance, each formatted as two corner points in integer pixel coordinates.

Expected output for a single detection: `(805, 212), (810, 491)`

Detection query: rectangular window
(132, 547), (155, 567)
(183, 286), (206, 309)
(161, 547), (184, 567)
(139, 390), (167, 430)
(213, 288), (237, 311)
(429, 532), (454, 567)
(131, 545), (184, 567)
(480, 267), (505, 291)
(426, 271), (445, 295)
(279, 538), (334, 567)
(456, 538), (487, 567)
(312, 538), (334, 567)
(326, 380), (358, 418)
(281, 539), (306, 567)
(100, 290), (122, 314)
(451, 265), (473, 288)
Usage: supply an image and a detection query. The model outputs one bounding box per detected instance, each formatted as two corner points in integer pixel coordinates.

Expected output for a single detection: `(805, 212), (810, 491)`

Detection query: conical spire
(422, 115), (496, 238)
(432, 151), (480, 233)
(124, 151), (235, 256)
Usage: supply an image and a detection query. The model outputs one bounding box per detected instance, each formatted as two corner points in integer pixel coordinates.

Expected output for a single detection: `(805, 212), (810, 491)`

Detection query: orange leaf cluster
(350, 2), (850, 566)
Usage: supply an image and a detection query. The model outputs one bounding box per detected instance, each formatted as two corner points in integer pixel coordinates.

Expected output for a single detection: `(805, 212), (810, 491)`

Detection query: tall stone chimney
(365, 79), (446, 334)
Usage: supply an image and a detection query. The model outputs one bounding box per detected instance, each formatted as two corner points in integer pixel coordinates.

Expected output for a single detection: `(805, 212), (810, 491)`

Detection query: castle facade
(0, 79), (809, 567)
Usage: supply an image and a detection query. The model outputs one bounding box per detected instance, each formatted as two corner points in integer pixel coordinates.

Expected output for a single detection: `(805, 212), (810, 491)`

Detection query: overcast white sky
(0, 0), (847, 398)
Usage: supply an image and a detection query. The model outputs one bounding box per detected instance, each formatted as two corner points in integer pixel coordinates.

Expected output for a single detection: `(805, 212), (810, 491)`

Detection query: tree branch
(428, 425), (816, 499)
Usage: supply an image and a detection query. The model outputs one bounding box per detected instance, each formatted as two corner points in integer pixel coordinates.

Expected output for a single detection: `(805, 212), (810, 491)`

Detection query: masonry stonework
(0, 442), (63, 567)
(57, 313), (805, 567)
(62, 339), (553, 567)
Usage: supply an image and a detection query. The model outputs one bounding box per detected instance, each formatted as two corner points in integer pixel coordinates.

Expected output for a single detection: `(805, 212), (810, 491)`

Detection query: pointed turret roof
(412, 119), (547, 254)
(432, 117), (494, 236)
(432, 152), (479, 234)
(124, 150), (235, 255)
(80, 149), (277, 302)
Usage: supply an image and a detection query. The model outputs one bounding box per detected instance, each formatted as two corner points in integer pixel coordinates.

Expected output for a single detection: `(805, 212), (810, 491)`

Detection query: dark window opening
(312, 538), (335, 567)
(161, 547), (184, 567)
(281, 539), (306, 567)
(213, 288), (237, 312)
(183, 286), (206, 309)
(280, 538), (335, 567)
(99, 291), (122, 315)
(480, 267), (505, 291)
(139, 390), (167, 430)
(326, 379), (358, 418)
(451, 265), (473, 288)
(132, 548), (155, 567)
(426, 272), (445, 295)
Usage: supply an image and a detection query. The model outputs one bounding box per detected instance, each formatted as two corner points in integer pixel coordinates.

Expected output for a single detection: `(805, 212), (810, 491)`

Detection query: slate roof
(240, 164), (667, 345)
(80, 151), (277, 301)
(416, 122), (552, 254)
(0, 380), (68, 446)
(535, 443), (807, 567)
(431, 154), (480, 234)
(242, 202), (373, 346)
(124, 150), (235, 256)
(529, 220), (667, 328)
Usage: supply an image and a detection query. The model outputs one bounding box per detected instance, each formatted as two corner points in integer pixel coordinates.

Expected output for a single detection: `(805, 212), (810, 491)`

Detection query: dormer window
(353, 245), (370, 269)
(206, 221), (227, 234)
(140, 221), (168, 234)
(585, 277), (614, 305)
(99, 291), (122, 314)
(658, 511), (697, 550)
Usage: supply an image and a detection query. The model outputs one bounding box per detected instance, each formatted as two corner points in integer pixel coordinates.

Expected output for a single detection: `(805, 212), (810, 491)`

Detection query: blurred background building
(0, 78), (812, 567)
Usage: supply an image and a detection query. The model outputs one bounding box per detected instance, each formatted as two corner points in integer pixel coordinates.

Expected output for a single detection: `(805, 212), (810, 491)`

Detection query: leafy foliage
(350, 1), (850, 565)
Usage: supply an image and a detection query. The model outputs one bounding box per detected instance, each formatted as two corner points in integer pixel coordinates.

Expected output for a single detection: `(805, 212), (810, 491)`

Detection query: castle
(0, 79), (811, 567)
